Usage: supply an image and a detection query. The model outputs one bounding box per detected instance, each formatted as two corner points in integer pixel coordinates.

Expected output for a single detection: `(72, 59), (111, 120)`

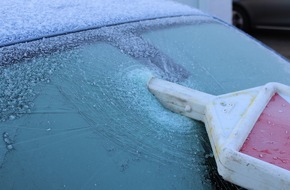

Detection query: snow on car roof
(0, 0), (204, 47)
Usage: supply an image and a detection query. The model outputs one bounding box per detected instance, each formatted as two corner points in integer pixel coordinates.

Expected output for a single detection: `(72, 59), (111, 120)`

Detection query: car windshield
(0, 15), (289, 190)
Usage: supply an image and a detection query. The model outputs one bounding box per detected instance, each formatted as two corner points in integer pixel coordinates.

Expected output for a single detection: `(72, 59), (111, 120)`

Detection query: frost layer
(0, 0), (203, 46)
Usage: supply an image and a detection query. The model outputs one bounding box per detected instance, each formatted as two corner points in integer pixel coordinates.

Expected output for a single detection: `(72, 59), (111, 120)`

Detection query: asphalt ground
(250, 30), (290, 61)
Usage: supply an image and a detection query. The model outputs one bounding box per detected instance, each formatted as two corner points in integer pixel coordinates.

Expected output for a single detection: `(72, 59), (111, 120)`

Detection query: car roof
(0, 0), (205, 47)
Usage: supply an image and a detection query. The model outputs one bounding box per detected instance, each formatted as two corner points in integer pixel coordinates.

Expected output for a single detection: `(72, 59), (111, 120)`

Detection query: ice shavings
(101, 27), (190, 82)
(0, 0), (204, 46)
(0, 54), (60, 122)
(115, 67), (193, 132)
(103, 62), (210, 170)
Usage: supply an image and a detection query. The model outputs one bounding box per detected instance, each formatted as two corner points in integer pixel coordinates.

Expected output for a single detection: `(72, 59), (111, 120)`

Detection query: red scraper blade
(240, 93), (290, 171)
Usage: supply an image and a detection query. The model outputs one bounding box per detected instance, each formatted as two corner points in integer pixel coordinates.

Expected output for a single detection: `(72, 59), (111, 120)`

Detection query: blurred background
(175, 0), (290, 61)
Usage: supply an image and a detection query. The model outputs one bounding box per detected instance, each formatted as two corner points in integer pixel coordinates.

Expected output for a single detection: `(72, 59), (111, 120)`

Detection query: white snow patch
(0, 0), (204, 46)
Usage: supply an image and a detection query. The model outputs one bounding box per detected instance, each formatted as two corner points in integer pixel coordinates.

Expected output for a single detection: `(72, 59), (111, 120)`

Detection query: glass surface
(0, 16), (290, 190)
(143, 22), (290, 94)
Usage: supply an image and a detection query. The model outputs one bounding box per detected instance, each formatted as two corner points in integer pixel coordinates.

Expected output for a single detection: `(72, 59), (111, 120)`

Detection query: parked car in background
(1, 0), (290, 189)
(233, 0), (290, 31)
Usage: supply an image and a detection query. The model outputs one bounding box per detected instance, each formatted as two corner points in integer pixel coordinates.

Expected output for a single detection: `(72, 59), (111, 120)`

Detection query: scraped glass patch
(143, 23), (290, 94)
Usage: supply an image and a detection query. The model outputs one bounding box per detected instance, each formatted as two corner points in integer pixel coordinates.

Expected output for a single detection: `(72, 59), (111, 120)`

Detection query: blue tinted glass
(143, 23), (290, 94)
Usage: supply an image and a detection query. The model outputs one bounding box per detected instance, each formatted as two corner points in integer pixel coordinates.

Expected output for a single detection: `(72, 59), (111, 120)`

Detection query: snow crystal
(0, 0), (204, 46)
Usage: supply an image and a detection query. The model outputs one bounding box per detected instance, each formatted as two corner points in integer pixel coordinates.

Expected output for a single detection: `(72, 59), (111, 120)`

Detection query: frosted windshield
(1, 16), (290, 190)
(0, 42), (213, 189)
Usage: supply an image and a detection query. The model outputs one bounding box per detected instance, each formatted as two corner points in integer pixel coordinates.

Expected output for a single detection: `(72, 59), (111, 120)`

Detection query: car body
(1, 0), (290, 189)
(233, 0), (290, 31)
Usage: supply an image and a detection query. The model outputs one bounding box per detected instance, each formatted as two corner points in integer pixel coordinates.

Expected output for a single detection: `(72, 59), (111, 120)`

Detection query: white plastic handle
(147, 77), (214, 121)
